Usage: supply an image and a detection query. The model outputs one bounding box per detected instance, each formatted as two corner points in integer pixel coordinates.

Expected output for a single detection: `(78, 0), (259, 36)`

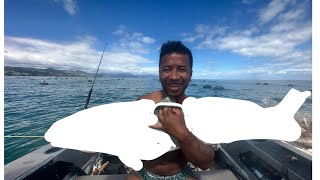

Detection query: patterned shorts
(137, 165), (194, 180)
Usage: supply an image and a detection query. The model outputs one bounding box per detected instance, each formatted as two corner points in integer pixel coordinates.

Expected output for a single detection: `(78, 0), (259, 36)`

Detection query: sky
(4, 0), (312, 80)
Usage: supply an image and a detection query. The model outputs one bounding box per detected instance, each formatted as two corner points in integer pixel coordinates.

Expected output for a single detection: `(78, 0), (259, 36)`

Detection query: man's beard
(161, 80), (188, 101)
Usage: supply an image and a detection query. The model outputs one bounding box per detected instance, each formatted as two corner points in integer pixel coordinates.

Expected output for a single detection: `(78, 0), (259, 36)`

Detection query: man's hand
(149, 107), (189, 139)
(149, 107), (214, 170)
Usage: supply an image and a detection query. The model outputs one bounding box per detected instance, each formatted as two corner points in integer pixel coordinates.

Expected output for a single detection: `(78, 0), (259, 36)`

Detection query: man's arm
(149, 107), (214, 170)
(176, 129), (214, 170)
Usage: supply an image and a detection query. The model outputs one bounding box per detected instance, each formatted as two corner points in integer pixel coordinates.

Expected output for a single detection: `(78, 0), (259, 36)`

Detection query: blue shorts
(137, 165), (194, 180)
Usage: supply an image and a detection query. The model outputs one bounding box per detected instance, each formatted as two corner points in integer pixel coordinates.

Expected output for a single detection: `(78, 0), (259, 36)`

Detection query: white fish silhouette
(44, 88), (311, 170)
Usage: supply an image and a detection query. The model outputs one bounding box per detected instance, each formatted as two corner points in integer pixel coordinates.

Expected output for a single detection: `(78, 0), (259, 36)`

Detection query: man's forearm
(177, 131), (214, 170)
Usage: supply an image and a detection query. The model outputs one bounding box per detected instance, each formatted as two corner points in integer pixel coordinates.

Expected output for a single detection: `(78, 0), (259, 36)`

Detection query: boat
(4, 139), (312, 180)
(39, 80), (49, 85)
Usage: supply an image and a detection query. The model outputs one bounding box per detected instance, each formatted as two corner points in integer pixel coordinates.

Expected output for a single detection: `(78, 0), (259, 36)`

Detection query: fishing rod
(83, 43), (108, 175)
(84, 43), (107, 109)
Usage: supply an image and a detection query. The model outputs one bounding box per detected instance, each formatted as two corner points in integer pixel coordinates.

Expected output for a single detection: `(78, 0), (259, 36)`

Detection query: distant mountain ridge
(4, 66), (157, 78)
(4, 66), (91, 77)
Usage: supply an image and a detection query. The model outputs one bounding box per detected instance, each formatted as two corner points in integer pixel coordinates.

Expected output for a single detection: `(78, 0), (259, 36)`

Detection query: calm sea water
(4, 76), (312, 164)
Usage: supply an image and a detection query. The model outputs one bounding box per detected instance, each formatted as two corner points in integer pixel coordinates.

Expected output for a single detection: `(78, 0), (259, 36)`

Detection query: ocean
(4, 76), (312, 164)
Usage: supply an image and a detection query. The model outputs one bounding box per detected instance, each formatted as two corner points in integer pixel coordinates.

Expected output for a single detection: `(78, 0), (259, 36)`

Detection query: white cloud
(111, 26), (156, 54)
(112, 25), (127, 36)
(182, 24), (228, 43)
(194, 62), (311, 79)
(54, 0), (77, 15)
(211, 22), (311, 59)
(184, 0), (311, 79)
(259, 0), (291, 24)
(278, 7), (305, 22)
(183, 36), (199, 43)
(275, 71), (287, 75)
(4, 36), (158, 75)
(270, 21), (297, 32)
(141, 37), (156, 44)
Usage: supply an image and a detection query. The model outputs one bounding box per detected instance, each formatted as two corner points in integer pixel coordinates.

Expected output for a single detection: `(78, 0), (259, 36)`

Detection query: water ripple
(4, 77), (312, 164)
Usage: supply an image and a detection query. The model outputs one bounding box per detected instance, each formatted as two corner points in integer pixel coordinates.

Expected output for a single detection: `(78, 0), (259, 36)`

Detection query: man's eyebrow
(177, 65), (189, 69)
(161, 65), (172, 68)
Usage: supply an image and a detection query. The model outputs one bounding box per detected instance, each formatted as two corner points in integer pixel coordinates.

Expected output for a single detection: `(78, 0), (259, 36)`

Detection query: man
(127, 41), (214, 180)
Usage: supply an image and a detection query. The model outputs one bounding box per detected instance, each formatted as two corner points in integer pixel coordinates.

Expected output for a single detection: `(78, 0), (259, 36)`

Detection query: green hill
(4, 66), (91, 77)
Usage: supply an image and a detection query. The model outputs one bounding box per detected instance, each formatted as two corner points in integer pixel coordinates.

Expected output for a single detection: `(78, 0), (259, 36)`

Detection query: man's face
(159, 53), (192, 99)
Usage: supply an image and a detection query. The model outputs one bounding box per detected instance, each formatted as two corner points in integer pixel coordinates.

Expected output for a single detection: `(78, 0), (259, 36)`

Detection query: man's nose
(169, 69), (179, 80)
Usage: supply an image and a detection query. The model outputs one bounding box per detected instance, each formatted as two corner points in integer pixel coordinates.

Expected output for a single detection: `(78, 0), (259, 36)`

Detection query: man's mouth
(167, 83), (182, 90)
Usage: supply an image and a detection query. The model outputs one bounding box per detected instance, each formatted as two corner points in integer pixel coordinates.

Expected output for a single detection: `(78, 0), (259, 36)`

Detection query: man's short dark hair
(159, 41), (193, 69)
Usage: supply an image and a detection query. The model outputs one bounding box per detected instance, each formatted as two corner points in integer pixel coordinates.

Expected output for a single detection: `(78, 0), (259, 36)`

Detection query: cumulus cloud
(111, 26), (156, 54)
(195, 62), (311, 80)
(278, 7), (305, 22)
(112, 25), (127, 36)
(211, 22), (311, 59)
(183, 24), (228, 43)
(184, 0), (311, 79)
(259, 0), (291, 24)
(54, 0), (77, 15)
(4, 35), (157, 75)
(142, 37), (156, 44)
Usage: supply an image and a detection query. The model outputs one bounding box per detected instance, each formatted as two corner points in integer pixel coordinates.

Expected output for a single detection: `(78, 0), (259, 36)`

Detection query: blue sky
(4, 0), (312, 80)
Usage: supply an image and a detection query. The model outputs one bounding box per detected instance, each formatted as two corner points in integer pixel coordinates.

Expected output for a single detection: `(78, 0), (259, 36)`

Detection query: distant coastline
(4, 66), (91, 77)
(4, 66), (157, 78)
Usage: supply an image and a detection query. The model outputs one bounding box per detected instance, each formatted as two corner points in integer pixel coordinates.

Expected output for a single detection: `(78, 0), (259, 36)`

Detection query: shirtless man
(127, 41), (214, 180)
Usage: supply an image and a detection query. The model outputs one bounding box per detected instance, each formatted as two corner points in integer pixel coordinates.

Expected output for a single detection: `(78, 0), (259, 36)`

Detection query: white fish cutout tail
(44, 88), (311, 170)
(182, 88), (311, 143)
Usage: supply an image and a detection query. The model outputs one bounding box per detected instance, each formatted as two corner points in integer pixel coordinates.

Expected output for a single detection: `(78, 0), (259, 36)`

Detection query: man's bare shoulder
(137, 90), (164, 103)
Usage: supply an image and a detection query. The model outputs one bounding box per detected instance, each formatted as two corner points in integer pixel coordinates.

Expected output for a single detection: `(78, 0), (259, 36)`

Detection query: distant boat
(39, 80), (49, 85)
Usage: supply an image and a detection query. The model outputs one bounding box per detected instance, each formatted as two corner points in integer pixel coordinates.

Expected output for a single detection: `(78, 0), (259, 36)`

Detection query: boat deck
(4, 140), (312, 180)
(76, 169), (237, 180)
